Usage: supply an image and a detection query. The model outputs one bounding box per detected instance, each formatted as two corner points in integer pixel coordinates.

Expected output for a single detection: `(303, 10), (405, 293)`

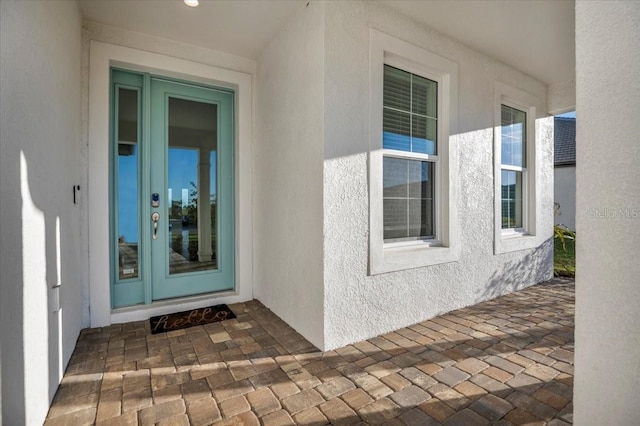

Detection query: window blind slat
(383, 64), (437, 154)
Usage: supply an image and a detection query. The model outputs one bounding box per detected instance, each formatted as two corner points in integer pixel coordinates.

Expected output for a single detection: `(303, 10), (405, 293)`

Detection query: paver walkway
(45, 278), (574, 425)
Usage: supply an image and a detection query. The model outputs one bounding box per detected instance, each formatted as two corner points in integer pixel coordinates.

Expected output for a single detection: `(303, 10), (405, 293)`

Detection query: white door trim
(88, 40), (254, 326)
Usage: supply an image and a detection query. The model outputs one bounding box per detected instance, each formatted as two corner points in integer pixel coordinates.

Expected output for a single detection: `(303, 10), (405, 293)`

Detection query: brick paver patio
(45, 278), (574, 425)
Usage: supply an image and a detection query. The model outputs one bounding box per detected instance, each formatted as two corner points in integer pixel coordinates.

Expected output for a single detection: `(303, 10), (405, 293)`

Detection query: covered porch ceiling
(79, 0), (575, 86)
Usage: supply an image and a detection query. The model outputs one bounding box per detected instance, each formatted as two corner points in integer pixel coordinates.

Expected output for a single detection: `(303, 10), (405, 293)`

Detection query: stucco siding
(79, 0), (553, 354)
(574, 1), (640, 423)
(322, 1), (554, 350)
(548, 79), (576, 115)
(0, 1), (82, 424)
(554, 166), (576, 231)
(255, 2), (326, 349)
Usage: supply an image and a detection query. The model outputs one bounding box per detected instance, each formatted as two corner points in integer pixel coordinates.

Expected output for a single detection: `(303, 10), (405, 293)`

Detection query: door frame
(110, 71), (236, 307)
(88, 41), (253, 327)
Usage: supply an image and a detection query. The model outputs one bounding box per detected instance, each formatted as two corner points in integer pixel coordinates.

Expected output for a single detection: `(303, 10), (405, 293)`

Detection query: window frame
(369, 30), (459, 275)
(500, 102), (528, 234)
(382, 61), (439, 244)
(493, 81), (541, 254)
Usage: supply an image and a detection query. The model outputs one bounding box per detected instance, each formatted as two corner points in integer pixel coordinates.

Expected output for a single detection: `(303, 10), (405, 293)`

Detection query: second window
(500, 104), (527, 231)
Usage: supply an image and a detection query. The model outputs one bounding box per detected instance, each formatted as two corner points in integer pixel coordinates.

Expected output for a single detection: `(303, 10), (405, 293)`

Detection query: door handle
(152, 212), (160, 240)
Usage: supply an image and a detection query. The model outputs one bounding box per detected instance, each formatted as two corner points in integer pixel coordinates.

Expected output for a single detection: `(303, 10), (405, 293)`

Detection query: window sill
(370, 242), (459, 275)
(501, 228), (527, 238)
(384, 238), (439, 249)
(495, 232), (538, 254)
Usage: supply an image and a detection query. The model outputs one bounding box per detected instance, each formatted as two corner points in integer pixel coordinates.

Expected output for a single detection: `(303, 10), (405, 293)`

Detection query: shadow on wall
(1, 1), (82, 423)
(1, 56), (81, 426)
(478, 238), (554, 303)
(0, 144), (28, 421)
(0, 148), (25, 422)
(1, 151), (73, 423)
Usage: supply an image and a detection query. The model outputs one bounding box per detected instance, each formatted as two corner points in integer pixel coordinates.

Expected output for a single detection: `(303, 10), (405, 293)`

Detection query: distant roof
(554, 116), (576, 166)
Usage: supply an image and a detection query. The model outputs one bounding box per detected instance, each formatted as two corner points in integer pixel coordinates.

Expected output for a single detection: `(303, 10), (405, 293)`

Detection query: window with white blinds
(493, 80), (541, 255)
(500, 104), (527, 230)
(369, 29), (459, 274)
(383, 65), (437, 242)
(383, 65), (437, 154)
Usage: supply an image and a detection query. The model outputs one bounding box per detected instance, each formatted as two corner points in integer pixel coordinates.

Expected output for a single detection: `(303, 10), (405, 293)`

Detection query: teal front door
(111, 69), (235, 308)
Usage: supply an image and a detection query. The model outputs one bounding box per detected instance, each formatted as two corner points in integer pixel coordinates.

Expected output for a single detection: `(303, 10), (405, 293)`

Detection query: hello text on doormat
(149, 304), (236, 334)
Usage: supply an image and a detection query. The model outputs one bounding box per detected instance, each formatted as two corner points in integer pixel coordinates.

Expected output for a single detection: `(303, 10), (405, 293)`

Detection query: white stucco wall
(554, 166), (576, 231)
(0, 1), (82, 424)
(322, 1), (554, 350)
(548, 79), (576, 115)
(82, 21), (256, 75)
(255, 2), (326, 349)
(574, 1), (640, 424)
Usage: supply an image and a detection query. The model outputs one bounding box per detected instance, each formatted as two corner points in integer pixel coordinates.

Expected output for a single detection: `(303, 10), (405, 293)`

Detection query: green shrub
(553, 203), (576, 277)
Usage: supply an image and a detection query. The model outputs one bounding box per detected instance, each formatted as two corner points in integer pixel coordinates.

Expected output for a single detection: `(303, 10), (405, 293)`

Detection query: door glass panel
(167, 97), (218, 275)
(117, 88), (140, 280)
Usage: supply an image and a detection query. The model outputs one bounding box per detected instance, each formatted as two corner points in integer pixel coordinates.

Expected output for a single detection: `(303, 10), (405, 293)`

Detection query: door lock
(152, 212), (160, 240)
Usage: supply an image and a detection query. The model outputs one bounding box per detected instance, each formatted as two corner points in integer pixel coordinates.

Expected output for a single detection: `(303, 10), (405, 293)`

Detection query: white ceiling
(79, 0), (575, 85)
(381, 1), (575, 85)
(79, 0), (307, 59)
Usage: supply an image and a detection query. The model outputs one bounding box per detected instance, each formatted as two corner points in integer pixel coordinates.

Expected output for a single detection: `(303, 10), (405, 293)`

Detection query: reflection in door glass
(117, 88), (140, 280)
(167, 97), (218, 274)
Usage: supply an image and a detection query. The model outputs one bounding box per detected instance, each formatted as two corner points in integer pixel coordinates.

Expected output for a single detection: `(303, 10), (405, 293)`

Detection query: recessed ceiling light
(184, 0), (199, 7)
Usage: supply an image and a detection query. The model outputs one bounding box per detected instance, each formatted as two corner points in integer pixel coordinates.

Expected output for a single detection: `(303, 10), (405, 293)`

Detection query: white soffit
(79, 0), (575, 85)
(79, 0), (307, 59)
(380, 0), (575, 85)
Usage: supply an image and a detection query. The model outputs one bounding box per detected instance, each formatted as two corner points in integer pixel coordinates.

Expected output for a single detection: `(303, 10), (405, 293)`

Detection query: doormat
(149, 304), (236, 334)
